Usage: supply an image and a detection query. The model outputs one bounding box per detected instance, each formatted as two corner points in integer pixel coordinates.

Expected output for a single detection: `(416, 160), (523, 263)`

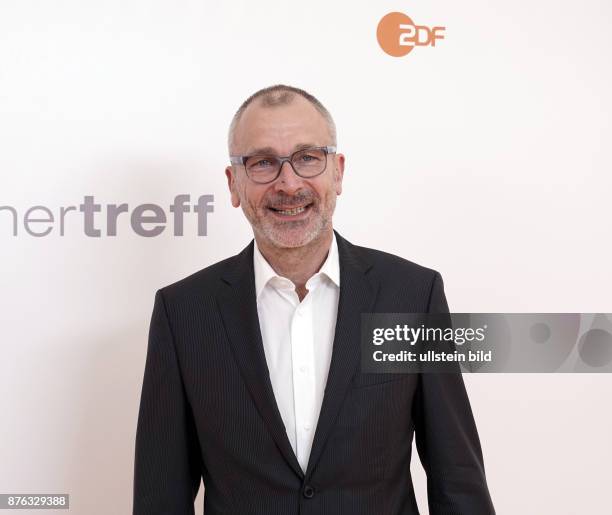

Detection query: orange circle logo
(377, 12), (416, 57)
(377, 11), (446, 57)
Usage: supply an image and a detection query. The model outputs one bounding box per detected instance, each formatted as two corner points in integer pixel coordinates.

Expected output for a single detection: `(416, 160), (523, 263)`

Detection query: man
(133, 85), (495, 514)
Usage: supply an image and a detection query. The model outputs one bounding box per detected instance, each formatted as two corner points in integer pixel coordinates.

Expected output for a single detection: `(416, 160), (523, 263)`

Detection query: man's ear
(225, 166), (241, 208)
(334, 153), (345, 196)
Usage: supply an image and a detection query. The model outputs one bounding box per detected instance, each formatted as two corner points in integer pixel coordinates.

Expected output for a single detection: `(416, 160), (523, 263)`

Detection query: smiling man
(226, 88), (342, 303)
(133, 84), (495, 515)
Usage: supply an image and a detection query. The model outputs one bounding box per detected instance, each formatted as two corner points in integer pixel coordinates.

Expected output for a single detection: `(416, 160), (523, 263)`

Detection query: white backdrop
(1, 1), (611, 514)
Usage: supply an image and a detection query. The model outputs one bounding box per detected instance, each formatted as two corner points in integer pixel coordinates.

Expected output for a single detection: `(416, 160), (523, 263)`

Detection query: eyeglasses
(229, 146), (336, 184)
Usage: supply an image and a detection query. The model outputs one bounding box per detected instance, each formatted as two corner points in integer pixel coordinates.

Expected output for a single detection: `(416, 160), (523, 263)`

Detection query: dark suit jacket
(133, 230), (495, 514)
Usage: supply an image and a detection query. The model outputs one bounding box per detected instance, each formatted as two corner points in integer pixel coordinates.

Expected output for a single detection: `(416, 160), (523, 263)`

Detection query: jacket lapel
(216, 242), (305, 479)
(305, 231), (379, 478)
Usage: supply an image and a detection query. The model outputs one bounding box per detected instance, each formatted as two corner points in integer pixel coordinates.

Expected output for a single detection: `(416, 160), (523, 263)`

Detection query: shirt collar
(253, 232), (340, 299)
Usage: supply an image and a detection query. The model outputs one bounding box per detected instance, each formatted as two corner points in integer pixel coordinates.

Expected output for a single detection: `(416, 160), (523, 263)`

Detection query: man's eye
(300, 154), (320, 162)
(253, 158), (274, 168)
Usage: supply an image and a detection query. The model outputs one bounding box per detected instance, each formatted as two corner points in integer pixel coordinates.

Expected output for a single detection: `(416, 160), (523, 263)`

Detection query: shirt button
(300, 366), (307, 373)
(304, 425), (311, 431)
(303, 485), (315, 499)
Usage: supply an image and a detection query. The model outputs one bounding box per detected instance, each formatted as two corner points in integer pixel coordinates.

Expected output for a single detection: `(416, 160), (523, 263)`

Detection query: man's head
(225, 85), (344, 250)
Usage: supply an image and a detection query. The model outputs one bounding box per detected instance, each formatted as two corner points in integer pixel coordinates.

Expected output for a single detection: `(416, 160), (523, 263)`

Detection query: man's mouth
(268, 203), (313, 217)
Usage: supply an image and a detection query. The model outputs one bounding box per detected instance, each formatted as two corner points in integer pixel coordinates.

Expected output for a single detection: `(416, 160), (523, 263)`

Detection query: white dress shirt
(253, 233), (340, 473)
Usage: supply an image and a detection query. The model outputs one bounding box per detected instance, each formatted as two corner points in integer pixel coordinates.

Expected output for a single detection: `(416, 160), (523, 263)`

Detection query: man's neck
(255, 229), (334, 301)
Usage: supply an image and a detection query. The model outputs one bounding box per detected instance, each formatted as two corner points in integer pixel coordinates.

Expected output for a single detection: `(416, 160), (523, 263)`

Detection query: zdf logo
(377, 11), (445, 57)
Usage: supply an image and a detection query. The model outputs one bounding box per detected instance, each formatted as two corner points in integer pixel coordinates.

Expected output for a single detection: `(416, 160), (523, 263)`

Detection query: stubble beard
(245, 192), (336, 250)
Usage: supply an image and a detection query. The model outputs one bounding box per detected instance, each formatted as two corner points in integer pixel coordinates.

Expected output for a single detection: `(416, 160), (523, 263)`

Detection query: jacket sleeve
(133, 289), (203, 514)
(412, 272), (496, 514)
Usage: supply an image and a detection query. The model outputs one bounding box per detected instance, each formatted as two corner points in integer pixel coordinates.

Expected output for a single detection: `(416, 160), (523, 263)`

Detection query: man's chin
(259, 224), (320, 250)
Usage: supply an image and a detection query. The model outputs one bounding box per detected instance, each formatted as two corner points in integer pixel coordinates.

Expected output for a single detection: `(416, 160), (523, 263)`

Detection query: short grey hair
(227, 84), (337, 154)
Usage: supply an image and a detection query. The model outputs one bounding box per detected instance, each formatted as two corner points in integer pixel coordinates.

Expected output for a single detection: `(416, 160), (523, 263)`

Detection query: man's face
(225, 96), (345, 249)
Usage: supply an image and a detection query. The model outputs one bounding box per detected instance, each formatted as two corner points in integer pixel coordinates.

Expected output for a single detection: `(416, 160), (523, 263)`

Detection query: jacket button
(303, 485), (315, 499)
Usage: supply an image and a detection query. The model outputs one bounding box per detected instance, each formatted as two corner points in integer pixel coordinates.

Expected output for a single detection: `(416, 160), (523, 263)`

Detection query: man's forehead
(233, 98), (331, 153)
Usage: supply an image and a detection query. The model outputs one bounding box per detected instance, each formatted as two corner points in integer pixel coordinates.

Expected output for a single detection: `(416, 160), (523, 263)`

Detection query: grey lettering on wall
(0, 194), (215, 237)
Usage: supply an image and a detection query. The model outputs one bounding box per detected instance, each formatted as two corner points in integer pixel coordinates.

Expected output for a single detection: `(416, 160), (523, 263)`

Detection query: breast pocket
(350, 372), (415, 390)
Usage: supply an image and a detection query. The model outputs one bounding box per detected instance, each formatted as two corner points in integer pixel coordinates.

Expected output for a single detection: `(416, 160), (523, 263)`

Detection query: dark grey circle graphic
(529, 323), (551, 344)
(578, 329), (612, 368)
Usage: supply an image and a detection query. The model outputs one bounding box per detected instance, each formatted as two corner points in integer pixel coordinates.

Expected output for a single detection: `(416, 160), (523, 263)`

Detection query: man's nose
(274, 160), (303, 194)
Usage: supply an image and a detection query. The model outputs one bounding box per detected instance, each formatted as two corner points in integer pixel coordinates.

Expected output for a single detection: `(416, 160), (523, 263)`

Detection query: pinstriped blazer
(133, 230), (495, 514)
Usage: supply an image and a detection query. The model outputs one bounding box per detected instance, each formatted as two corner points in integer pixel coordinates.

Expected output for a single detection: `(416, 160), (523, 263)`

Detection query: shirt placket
(290, 282), (318, 472)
